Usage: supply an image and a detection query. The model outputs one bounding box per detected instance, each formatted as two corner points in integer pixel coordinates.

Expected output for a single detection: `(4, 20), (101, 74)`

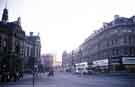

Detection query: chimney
(114, 15), (120, 20)
(30, 32), (33, 36)
(17, 17), (21, 25)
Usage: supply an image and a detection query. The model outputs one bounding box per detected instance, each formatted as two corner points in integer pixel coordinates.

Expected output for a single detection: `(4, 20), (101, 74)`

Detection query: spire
(17, 17), (21, 25)
(1, 0), (8, 22)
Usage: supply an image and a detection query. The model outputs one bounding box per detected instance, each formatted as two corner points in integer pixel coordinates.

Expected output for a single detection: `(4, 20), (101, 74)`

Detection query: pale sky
(0, 0), (135, 60)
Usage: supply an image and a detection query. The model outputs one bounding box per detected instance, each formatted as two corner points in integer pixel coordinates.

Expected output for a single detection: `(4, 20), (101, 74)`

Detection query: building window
(111, 40), (114, 45)
(15, 45), (20, 54)
(129, 47), (135, 56)
(133, 36), (135, 43)
(119, 38), (124, 45)
(3, 39), (7, 47)
(115, 39), (118, 45)
(3, 39), (7, 52)
(20, 47), (24, 56)
(0, 36), (2, 48)
(116, 49), (119, 56)
(112, 48), (119, 56)
(133, 48), (135, 56)
(25, 47), (27, 56)
(128, 36), (132, 44)
(27, 47), (29, 56)
(127, 30), (132, 32)
(129, 47), (132, 56)
(106, 41), (110, 47)
(124, 48), (130, 56)
(122, 29), (131, 33)
(124, 36), (128, 44)
(112, 49), (115, 56)
(111, 39), (118, 46)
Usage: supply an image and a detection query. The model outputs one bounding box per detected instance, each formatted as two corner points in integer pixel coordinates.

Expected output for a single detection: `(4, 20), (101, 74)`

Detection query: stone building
(41, 54), (54, 72)
(24, 32), (41, 72)
(80, 15), (135, 72)
(0, 7), (25, 81)
(62, 51), (72, 71)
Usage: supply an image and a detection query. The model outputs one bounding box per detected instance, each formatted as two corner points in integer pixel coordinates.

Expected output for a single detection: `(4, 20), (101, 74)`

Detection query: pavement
(1, 72), (135, 87)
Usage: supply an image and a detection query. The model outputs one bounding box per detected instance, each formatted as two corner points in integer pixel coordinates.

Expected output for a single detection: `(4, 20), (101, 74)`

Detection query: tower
(1, 8), (8, 22)
(1, 0), (8, 23)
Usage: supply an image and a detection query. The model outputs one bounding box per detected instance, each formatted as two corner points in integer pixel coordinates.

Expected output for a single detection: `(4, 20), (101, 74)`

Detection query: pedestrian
(47, 68), (54, 77)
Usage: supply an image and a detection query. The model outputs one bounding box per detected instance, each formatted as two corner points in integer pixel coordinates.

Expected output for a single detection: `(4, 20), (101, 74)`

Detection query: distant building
(24, 32), (41, 72)
(62, 51), (73, 72)
(41, 54), (54, 71)
(53, 56), (62, 67)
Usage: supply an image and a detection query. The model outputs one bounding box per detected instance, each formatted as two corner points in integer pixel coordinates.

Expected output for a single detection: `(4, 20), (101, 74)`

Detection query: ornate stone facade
(80, 15), (135, 72)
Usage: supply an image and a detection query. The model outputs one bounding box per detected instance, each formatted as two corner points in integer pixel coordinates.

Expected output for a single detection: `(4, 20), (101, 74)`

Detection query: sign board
(75, 62), (88, 67)
(122, 57), (135, 64)
(111, 58), (121, 65)
(93, 59), (108, 67)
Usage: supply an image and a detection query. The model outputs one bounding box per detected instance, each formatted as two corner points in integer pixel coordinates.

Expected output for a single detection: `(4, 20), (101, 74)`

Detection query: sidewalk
(22, 74), (33, 80)
(90, 71), (135, 76)
(71, 71), (135, 77)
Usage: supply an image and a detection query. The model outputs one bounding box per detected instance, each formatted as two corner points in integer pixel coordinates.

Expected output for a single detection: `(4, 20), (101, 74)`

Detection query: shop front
(122, 57), (135, 73)
(109, 57), (124, 72)
(92, 59), (109, 72)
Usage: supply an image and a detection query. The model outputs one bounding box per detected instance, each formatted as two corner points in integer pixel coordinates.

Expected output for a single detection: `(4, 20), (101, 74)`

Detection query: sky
(0, 0), (135, 60)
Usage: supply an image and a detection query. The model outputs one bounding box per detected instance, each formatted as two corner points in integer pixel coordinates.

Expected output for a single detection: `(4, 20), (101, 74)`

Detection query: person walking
(47, 68), (54, 77)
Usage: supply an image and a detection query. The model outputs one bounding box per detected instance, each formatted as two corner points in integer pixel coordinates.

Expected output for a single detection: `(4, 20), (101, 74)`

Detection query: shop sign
(111, 58), (121, 64)
(122, 57), (135, 64)
(93, 59), (108, 67)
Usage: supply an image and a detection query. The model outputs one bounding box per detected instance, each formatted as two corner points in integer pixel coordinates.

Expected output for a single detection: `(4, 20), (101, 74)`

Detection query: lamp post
(32, 57), (37, 87)
(71, 50), (76, 73)
(79, 48), (83, 63)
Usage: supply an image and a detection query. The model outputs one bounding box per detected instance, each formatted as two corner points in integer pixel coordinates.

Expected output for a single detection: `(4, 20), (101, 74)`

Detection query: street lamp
(71, 51), (75, 72)
(32, 57), (37, 87)
(79, 48), (83, 63)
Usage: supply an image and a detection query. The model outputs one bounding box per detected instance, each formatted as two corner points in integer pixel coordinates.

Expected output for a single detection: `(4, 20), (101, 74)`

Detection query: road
(1, 72), (135, 87)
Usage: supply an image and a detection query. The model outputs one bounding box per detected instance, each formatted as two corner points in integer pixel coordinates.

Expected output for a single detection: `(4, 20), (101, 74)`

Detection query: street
(1, 72), (135, 87)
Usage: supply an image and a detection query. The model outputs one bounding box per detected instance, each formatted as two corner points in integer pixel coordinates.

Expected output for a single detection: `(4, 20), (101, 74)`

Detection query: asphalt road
(1, 72), (135, 87)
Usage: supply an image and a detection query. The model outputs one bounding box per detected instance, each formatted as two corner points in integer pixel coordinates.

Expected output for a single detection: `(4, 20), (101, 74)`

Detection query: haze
(0, 0), (135, 60)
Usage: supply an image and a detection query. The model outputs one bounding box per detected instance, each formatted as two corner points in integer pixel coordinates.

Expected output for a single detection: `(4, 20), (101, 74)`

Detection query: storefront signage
(110, 57), (121, 65)
(122, 57), (135, 64)
(93, 59), (108, 67)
